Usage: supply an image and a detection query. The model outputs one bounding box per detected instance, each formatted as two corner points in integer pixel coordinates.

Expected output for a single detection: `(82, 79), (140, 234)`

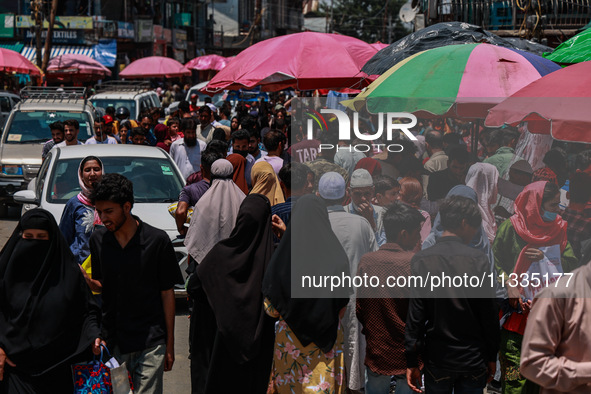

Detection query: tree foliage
(320, 0), (411, 43)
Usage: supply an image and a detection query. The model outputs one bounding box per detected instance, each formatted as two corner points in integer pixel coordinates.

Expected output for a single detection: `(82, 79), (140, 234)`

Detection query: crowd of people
(1, 89), (591, 394)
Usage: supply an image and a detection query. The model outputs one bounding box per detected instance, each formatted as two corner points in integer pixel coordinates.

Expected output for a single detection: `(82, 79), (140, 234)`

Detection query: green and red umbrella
(346, 43), (560, 118)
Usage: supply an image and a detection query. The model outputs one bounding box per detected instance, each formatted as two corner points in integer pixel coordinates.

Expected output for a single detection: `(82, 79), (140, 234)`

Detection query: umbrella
(185, 54), (230, 71)
(345, 43), (560, 119)
(47, 54), (111, 79)
(485, 61), (591, 143)
(370, 42), (389, 51)
(203, 32), (378, 93)
(120, 56), (191, 79)
(362, 22), (551, 75)
(0, 48), (41, 76)
(542, 28), (591, 64)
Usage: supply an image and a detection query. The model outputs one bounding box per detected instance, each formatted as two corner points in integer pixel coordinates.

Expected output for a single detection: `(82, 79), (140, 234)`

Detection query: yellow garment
(81, 255), (100, 295)
(250, 161), (285, 207)
(265, 300), (345, 394)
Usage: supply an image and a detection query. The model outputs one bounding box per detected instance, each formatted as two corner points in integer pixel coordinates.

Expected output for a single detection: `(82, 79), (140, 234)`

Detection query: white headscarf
(184, 159), (246, 263)
(465, 162), (498, 243)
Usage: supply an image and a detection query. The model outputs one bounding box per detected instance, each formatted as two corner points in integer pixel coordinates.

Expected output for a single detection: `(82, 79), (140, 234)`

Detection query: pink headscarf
(465, 163), (498, 243)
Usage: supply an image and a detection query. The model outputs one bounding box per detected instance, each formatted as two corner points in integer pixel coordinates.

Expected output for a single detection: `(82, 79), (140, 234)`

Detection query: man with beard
(56, 119), (83, 147)
(89, 174), (183, 393)
(42, 121), (65, 160)
(170, 118), (207, 180)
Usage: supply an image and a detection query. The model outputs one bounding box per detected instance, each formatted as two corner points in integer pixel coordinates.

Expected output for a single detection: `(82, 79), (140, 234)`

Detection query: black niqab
(196, 194), (275, 364)
(262, 194), (351, 353)
(0, 209), (100, 375)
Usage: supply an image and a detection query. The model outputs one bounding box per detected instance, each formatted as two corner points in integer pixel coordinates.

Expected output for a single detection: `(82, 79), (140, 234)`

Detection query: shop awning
(20, 45), (93, 64)
(0, 42), (25, 53)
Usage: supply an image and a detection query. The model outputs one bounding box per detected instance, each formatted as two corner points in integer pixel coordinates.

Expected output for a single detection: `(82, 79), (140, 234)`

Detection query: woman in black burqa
(0, 209), (101, 393)
(187, 194), (276, 394)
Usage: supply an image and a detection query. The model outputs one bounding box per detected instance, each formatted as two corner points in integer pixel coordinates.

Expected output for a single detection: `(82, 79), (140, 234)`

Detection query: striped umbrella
(346, 43), (560, 118)
(543, 28), (591, 64)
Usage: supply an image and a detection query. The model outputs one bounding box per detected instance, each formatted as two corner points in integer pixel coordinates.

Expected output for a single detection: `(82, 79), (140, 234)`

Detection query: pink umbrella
(186, 54), (230, 71)
(203, 32), (378, 93)
(120, 56), (191, 79)
(370, 42), (389, 51)
(47, 54), (111, 78)
(485, 61), (591, 142)
(0, 48), (41, 76)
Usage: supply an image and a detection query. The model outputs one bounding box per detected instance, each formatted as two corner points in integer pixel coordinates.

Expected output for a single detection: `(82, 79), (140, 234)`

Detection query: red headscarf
(226, 153), (249, 195)
(354, 157), (382, 177)
(510, 181), (568, 275)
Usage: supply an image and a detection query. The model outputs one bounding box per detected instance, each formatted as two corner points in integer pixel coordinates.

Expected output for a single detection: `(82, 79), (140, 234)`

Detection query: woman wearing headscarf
(250, 161), (285, 206)
(187, 194), (275, 394)
(59, 156), (104, 266)
(184, 159), (247, 265)
(226, 153), (249, 195)
(465, 162), (499, 243)
(398, 177), (431, 246)
(493, 181), (579, 394)
(154, 123), (171, 152)
(0, 209), (101, 393)
(263, 195), (351, 394)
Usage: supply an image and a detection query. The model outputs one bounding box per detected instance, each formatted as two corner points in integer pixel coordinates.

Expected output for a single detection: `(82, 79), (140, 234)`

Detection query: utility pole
(32, 0), (43, 68)
(42, 0), (59, 72)
(329, 0), (334, 33)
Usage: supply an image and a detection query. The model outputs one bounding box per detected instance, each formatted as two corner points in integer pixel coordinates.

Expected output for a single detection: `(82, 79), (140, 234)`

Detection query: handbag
(72, 344), (133, 394)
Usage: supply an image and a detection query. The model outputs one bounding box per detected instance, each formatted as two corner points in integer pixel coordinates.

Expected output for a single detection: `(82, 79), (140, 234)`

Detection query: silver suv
(0, 87), (97, 216)
(90, 81), (161, 120)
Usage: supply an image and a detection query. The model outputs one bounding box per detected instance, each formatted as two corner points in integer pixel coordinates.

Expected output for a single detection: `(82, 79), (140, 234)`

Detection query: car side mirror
(13, 190), (39, 205)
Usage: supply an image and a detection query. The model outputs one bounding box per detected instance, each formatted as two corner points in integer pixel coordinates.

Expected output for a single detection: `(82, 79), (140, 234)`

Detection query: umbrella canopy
(485, 61), (591, 143)
(345, 43), (560, 118)
(370, 42), (389, 51)
(362, 22), (552, 75)
(203, 32), (378, 93)
(0, 48), (41, 76)
(542, 28), (591, 64)
(186, 54), (230, 71)
(120, 56), (191, 78)
(47, 54), (111, 78)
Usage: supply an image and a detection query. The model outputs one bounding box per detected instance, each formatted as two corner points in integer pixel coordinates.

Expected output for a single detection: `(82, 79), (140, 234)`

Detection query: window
(5, 111), (93, 144)
(0, 97), (11, 112)
(90, 99), (137, 120)
(47, 156), (183, 204)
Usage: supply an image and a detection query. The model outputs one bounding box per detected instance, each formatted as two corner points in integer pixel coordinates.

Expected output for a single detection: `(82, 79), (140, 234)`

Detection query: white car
(13, 144), (188, 296)
(186, 81), (224, 107)
(91, 82), (161, 120)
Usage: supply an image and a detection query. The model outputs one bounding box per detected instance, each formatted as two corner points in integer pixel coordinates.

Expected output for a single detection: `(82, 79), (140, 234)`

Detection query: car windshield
(47, 156), (183, 204)
(188, 89), (223, 104)
(4, 111), (93, 144)
(91, 99), (136, 119)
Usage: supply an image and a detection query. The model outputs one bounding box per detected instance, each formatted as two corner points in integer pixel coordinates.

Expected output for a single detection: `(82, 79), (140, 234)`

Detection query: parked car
(91, 81), (161, 120)
(0, 86), (97, 216)
(13, 144), (189, 296)
(0, 91), (20, 128)
(185, 81), (224, 107)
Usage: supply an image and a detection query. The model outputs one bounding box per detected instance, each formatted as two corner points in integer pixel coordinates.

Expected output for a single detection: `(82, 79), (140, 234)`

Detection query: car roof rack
(95, 81), (151, 93)
(20, 86), (87, 104)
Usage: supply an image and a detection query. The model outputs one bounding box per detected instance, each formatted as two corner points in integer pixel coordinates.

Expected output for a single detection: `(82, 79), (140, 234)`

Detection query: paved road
(0, 209), (193, 393)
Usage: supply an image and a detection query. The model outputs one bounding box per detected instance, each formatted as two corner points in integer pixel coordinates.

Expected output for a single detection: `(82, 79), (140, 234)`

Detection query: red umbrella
(485, 61), (591, 142)
(203, 32), (378, 93)
(47, 54), (111, 79)
(120, 56), (191, 79)
(186, 54), (230, 71)
(0, 48), (41, 76)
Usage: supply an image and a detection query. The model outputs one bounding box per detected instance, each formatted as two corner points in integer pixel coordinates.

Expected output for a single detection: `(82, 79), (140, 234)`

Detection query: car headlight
(1, 165), (23, 176)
